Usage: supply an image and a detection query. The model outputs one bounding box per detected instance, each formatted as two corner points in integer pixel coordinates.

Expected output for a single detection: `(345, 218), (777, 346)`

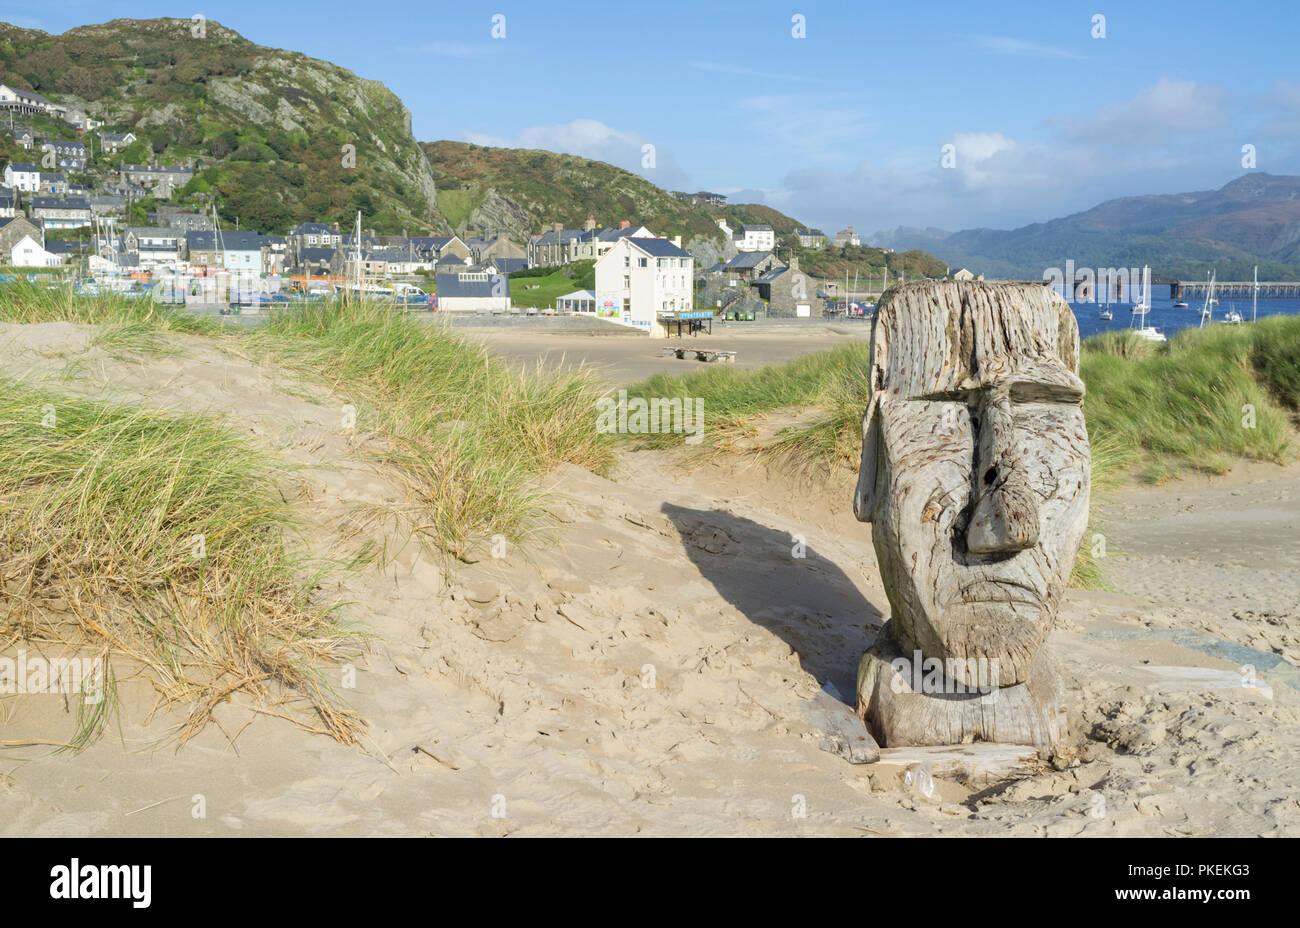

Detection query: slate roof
(187, 230), (263, 251)
(296, 247), (337, 264)
(628, 238), (691, 258)
(30, 196), (91, 211)
(724, 251), (772, 269)
(436, 273), (509, 298)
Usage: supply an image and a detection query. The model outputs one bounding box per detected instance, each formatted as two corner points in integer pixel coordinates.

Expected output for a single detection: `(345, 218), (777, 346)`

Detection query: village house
(593, 236), (695, 334)
(66, 111), (103, 132)
(834, 226), (861, 247)
(43, 140), (87, 171)
(721, 250), (784, 285)
(796, 229), (826, 249)
(363, 246), (428, 276)
(471, 233), (527, 265)
(262, 235), (287, 275)
(4, 162), (41, 193)
(408, 235), (471, 263)
(121, 164), (194, 195)
(294, 247), (340, 277)
(154, 210), (212, 233)
(0, 85), (52, 117)
(568, 218), (656, 262)
(734, 224), (775, 253)
(98, 132), (137, 154)
(124, 227), (183, 266)
(8, 128), (34, 149)
(89, 194), (126, 217)
(753, 255), (821, 318)
(435, 272), (511, 313)
(289, 221), (343, 253)
(433, 252), (471, 276)
(28, 196), (92, 230)
(186, 230), (262, 272)
(482, 257), (528, 274)
(528, 225), (587, 267)
(0, 188), (15, 219)
(39, 172), (66, 195)
(0, 215), (53, 265)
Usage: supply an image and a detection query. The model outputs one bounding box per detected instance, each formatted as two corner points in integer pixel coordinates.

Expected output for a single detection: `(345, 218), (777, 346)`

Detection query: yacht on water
(1130, 265), (1166, 342)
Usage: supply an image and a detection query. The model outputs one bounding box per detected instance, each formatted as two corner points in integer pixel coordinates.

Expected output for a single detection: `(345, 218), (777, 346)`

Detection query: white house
(735, 224), (775, 253)
(435, 272), (511, 313)
(0, 85), (51, 116)
(4, 162), (41, 193)
(10, 234), (61, 267)
(593, 236), (695, 336)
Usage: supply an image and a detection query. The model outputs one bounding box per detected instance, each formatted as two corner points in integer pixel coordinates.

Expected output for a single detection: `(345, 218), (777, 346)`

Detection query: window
(623, 275), (630, 289)
(638, 257), (647, 267)
(624, 256), (629, 267)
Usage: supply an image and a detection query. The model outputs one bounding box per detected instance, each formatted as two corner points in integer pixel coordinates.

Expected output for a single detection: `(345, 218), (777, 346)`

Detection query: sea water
(1069, 284), (1300, 340)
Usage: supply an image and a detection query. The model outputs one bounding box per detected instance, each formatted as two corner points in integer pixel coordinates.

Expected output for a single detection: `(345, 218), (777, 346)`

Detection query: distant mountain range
(873, 174), (1300, 281)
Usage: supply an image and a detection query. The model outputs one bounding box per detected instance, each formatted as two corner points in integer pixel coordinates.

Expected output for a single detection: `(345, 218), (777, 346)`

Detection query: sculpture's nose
(966, 389), (1040, 555)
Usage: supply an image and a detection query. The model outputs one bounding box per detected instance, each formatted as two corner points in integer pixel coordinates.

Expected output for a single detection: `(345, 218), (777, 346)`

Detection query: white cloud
(461, 118), (692, 190)
(1067, 77), (1231, 141)
(972, 35), (1085, 60)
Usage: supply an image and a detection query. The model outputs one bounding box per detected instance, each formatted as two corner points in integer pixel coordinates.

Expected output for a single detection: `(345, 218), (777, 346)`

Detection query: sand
(1, 321), (1298, 836)
(463, 321), (870, 385)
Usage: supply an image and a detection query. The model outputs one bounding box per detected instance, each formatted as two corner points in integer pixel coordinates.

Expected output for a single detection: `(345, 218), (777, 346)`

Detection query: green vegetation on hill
(0, 18), (447, 235)
(789, 243), (950, 286)
(422, 140), (805, 243)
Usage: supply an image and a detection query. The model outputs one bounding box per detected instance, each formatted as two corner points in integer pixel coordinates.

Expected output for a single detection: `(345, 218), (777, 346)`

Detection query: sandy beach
(2, 321), (1298, 837)
(462, 320), (870, 385)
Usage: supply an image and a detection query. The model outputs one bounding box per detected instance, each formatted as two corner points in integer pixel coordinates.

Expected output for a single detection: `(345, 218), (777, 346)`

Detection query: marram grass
(256, 298), (615, 558)
(0, 377), (362, 745)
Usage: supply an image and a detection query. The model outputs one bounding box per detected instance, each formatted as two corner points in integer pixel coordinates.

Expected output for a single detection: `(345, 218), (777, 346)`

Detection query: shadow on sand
(661, 502), (885, 705)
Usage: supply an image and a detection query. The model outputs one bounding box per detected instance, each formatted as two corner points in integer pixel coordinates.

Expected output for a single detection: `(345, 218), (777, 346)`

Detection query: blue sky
(4, 0), (1298, 235)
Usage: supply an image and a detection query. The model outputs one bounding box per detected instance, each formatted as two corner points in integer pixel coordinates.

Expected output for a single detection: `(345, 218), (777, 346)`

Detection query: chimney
(671, 235), (682, 248)
(332, 221), (340, 232)
(618, 220), (630, 230)
(584, 215), (595, 232)
(552, 222), (562, 233)
(789, 255), (799, 271)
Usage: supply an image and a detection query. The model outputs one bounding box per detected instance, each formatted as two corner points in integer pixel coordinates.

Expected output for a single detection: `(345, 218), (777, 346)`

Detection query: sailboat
(1130, 265), (1166, 341)
(1199, 271), (1216, 327)
(1222, 305), (1243, 324)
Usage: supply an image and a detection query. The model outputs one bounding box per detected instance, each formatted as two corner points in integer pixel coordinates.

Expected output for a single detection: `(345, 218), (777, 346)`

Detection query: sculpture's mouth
(949, 580), (1045, 608)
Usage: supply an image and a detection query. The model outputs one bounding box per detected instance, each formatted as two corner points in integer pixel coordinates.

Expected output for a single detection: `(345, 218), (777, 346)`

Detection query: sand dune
(1, 322), (1297, 836)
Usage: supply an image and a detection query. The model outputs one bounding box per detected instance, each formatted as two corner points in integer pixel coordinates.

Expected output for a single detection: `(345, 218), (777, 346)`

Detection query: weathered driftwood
(853, 280), (1089, 754)
(870, 743), (1044, 788)
(858, 623), (1068, 753)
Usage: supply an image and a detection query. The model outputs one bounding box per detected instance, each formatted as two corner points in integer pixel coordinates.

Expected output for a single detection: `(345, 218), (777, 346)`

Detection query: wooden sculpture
(853, 280), (1090, 754)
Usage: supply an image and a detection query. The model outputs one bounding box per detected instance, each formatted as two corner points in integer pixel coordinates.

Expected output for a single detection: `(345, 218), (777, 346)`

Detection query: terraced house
(29, 196), (92, 230)
(0, 84), (51, 116)
(121, 164), (195, 198)
(124, 228), (183, 267)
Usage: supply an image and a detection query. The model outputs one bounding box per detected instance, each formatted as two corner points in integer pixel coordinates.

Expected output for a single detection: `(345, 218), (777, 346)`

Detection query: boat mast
(1252, 265), (1258, 323)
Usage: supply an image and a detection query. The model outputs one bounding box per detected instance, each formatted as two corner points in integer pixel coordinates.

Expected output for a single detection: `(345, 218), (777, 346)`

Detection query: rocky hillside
(0, 18), (448, 234)
(422, 140), (804, 245)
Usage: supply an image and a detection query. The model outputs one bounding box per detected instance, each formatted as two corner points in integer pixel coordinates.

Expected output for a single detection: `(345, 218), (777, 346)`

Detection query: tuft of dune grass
(255, 299), (615, 558)
(0, 377), (363, 745)
(0, 280), (216, 336)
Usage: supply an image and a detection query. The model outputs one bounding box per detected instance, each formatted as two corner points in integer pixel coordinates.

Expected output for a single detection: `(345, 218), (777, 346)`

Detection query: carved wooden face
(856, 282), (1090, 686)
